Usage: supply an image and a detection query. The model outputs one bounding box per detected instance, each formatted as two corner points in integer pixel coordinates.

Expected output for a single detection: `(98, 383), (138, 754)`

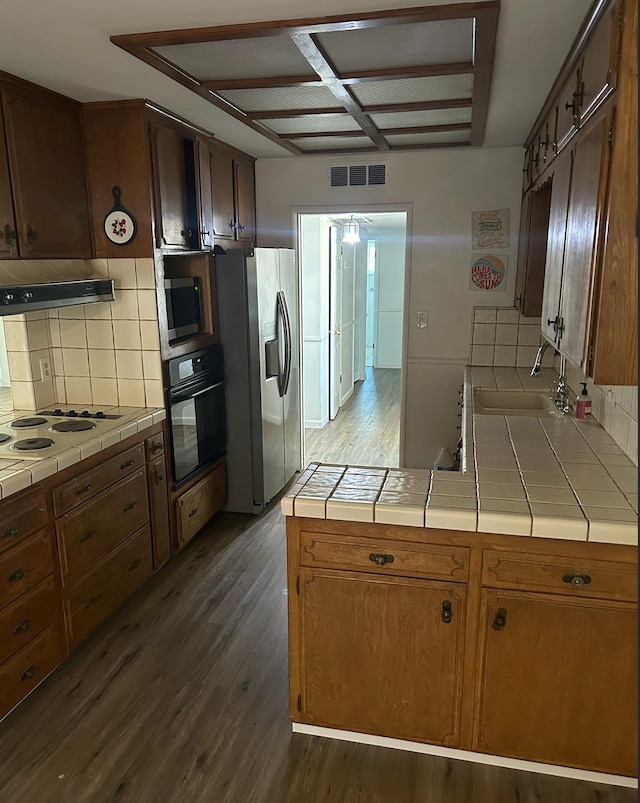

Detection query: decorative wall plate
(103, 186), (137, 246)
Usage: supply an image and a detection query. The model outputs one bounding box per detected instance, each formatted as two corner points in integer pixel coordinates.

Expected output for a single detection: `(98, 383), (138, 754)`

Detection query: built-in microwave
(165, 277), (202, 341)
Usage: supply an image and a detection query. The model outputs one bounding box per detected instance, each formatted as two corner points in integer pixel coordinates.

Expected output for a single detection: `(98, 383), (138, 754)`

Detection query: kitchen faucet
(530, 340), (552, 376)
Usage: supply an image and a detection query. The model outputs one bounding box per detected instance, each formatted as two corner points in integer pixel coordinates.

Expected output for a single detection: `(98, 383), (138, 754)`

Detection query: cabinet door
(150, 121), (191, 249)
(555, 68), (581, 153)
(297, 569), (466, 746)
(1, 88), (91, 258)
(209, 145), (236, 239)
(557, 114), (610, 369)
(516, 183), (553, 318)
(196, 137), (214, 249)
(579, 0), (620, 124)
(234, 156), (255, 242)
(474, 589), (637, 777)
(0, 106), (17, 257)
(540, 154), (572, 345)
(148, 455), (171, 569)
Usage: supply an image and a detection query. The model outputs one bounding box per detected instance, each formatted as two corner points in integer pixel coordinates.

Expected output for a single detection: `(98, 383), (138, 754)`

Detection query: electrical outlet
(39, 357), (51, 382)
(417, 311), (428, 328)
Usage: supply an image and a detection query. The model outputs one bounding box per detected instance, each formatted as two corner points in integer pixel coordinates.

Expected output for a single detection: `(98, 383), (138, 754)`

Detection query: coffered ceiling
(112, 3), (499, 155)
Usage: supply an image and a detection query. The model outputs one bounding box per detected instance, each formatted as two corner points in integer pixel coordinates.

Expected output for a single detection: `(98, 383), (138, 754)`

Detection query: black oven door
(169, 380), (226, 487)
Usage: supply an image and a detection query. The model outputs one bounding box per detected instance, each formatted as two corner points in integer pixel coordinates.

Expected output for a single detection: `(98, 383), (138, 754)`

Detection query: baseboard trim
(291, 724), (637, 788)
(304, 416), (329, 429)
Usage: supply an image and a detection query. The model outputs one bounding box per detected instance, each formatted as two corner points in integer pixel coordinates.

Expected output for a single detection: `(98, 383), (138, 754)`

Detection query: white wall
(256, 147), (523, 466)
(300, 216), (329, 428)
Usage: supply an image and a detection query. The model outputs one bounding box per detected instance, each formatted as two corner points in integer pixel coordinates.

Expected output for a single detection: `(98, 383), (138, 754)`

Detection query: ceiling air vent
(330, 163), (388, 188)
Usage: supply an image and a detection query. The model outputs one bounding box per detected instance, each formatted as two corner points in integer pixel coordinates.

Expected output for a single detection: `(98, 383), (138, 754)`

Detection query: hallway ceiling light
(342, 216), (360, 243)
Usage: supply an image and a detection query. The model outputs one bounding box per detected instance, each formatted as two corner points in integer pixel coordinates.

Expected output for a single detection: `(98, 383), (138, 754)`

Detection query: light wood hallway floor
(304, 367), (401, 467)
(0, 505), (634, 803)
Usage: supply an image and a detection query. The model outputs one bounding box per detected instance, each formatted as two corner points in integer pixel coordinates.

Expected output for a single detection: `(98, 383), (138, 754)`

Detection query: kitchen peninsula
(281, 368), (638, 785)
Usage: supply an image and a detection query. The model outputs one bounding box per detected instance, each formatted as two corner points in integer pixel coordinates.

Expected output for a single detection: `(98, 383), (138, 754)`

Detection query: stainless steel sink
(473, 389), (560, 416)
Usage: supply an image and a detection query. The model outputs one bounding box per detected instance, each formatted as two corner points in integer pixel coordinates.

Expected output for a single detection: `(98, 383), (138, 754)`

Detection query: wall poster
(472, 209), (510, 250)
(469, 254), (508, 291)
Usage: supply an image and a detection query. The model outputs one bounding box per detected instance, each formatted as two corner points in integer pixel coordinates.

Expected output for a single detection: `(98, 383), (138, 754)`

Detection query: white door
(329, 226), (341, 420)
(339, 240), (355, 407)
(353, 230), (368, 382)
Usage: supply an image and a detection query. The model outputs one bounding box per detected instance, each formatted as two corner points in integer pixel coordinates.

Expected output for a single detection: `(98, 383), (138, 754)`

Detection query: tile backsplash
(1, 258), (164, 410)
(470, 305), (637, 466)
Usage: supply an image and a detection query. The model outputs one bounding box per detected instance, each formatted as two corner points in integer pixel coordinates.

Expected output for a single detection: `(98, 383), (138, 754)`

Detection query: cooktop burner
(0, 433), (11, 444)
(51, 420), (96, 433)
(11, 417), (48, 428)
(13, 437), (55, 451)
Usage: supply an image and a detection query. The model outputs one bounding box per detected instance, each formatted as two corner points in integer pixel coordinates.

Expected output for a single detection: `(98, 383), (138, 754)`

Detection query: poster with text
(469, 254), (508, 292)
(472, 209), (510, 249)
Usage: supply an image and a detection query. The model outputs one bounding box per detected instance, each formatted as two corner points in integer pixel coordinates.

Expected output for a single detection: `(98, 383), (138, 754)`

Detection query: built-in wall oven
(167, 345), (226, 488)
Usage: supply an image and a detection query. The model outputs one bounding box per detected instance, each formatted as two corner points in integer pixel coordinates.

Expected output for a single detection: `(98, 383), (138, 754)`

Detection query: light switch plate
(417, 311), (428, 328)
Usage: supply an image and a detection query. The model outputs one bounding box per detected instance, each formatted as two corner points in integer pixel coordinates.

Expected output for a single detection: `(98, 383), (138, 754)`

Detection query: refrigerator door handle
(278, 290), (292, 397)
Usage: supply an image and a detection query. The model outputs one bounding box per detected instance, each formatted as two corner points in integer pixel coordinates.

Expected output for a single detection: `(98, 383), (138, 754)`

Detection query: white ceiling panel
(385, 130), (470, 147)
(351, 74), (473, 106)
(216, 84), (339, 112)
(264, 115), (362, 135)
(370, 107), (472, 129)
(291, 135), (373, 151)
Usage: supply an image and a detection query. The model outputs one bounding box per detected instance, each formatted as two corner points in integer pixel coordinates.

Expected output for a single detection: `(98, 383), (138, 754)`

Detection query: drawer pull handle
(369, 553), (394, 567)
(128, 559), (141, 572)
(562, 573), (591, 587)
(124, 503), (136, 512)
(19, 665), (35, 682)
(121, 459), (135, 469)
(87, 594), (102, 607)
(152, 441), (163, 452)
(154, 471), (164, 485)
(2, 527), (20, 539)
(188, 507), (199, 518)
(441, 600), (453, 624)
(80, 529), (97, 543)
(13, 618), (30, 635)
(76, 483), (93, 495)
(8, 567), (24, 582)
(492, 607), (507, 631)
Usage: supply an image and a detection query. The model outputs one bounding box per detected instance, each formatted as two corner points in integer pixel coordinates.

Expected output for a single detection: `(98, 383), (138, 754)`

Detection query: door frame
(293, 203), (413, 470)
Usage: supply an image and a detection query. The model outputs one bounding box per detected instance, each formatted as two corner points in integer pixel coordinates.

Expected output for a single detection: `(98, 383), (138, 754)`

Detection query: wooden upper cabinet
(555, 67), (581, 154)
(515, 181), (552, 318)
(149, 118), (194, 250)
(540, 154), (572, 345)
(0, 106), (16, 258)
(556, 113), (610, 370)
(0, 85), (92, 259)
(234, 156), (256, 243)
(474, 589), (637, 777)
(578, 0), (621, 125)
(199, 138), (235, 241)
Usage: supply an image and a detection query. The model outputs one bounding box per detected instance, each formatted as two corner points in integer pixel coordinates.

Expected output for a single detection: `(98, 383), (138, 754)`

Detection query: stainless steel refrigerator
(215, 247), (301, 513)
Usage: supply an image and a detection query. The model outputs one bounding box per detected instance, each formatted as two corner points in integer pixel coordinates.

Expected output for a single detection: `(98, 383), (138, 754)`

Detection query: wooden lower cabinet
(0, 624), (64, 716)
(175, 459), (226, 549)
(474, 589), (637, 777)
(287, 517), (638, 777)
(148, 454), (171, 569)
(65, 525), (153, 648)
(298, 569), (466, 745)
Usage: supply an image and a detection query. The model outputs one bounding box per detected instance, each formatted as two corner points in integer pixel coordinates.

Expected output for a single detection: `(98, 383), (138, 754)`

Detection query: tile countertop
(0, 405), (166, 500)
(281, 367), (638, 546)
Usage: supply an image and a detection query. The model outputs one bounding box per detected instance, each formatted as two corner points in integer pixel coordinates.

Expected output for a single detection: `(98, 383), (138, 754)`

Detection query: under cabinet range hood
(0, 279), (115, 315)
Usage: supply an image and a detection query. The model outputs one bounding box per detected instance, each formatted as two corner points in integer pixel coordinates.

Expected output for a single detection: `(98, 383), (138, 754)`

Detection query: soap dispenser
(576, 382), (592, 419)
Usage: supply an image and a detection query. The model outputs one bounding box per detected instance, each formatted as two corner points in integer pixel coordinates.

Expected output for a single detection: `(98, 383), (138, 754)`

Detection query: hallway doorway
(297, 210), (407, 468)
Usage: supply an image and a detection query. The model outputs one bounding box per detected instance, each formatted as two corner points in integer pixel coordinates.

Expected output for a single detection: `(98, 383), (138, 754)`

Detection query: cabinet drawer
(0, 624), (63, 719)
(0, 577), (56, 664)
(57, 470), (149, 580)
(0, 530), (53, 610)
(53, 443), (145, 516)
(176, 462), (225, 548)
(145, 431), (165, 460)
(65, 525), (153, 648)
(482, 549), (637, 602)
(300, 531), (469, 582)
(0, 490), (48, 552)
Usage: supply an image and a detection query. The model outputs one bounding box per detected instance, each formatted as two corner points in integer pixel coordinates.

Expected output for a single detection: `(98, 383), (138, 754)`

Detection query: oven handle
(169, 380), (224, 405)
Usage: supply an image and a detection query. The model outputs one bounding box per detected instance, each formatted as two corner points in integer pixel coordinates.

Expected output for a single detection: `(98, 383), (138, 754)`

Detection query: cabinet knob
(237, 223), (245, 234)
(26, 224), (38, 245)
(369, 552), (394, 567)
(19, 665), (36, 682)
(492, 607), (507, 631)
(13, 618), (30, 635)
(80, 529), (97, 543)
(121, 459), (134, 470)
(188, 507), (199, 518)
(229, 220), (236, 232)
(2, 526), (20, 539)
(152, 441), (163, 452)
(154, 471), (164, 485)
(76, 482), (93, 495)
(547, 317), (558, 332)
(124, 503), (136, 512)
(441, 600), (453, 624)
(8, 567), (25, 582)
(3, 225), (17, 248)
(562, 573), (591, 587)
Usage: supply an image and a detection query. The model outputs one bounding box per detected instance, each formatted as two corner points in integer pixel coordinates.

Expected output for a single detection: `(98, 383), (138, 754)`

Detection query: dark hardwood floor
(0, 506), (634, 803)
